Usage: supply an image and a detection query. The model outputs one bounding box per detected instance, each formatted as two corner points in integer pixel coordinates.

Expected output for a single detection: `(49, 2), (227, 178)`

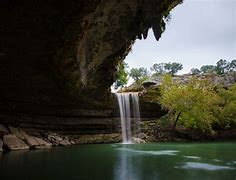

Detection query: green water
(0, 142), (236, 180)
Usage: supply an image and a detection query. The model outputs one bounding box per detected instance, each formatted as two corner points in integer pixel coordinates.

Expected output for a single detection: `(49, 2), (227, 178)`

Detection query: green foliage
(229, 59), (236, 72)
(130, 67), (149, 85)
(215, 59), (230, 75)
(151, 62), (183, 76)
(164, 62), (183, 75)
(151, 63), (165, 75)
(198, 59), (235, 75)
(216, 84), (236, 129)
(115, 62), (129, 88)
(158, 75), (219, 134)
(200, 65), (216, 74)
(190, 68), (201, 75)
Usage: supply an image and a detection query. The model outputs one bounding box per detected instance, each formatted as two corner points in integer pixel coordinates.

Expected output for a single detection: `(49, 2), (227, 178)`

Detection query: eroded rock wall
(0, 0), (182, 131)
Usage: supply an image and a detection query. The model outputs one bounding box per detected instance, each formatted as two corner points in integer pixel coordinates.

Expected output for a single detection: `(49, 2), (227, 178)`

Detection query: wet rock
(75, 135), (96, 144)
(103, 133), (122, 143)
(19, 130), (39, 147)
(8, 126), (25, 140)
(47, 133), (63, 145)
(132, 137), (146, 144)
(75, 133), (122, 144)
(59, 138), (71, 146)
(3, 134), (29, 150)
(34, 137), (52, 149)
(139, 133), (148, 140)
(70, 140), (76, 145)
(0, 139), (3, 151)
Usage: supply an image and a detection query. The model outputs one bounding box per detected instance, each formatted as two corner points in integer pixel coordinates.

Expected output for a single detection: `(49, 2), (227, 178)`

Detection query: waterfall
(116, 92), (141, 144)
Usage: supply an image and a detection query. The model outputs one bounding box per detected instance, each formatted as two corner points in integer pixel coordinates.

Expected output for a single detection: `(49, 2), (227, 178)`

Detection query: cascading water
(131, 93), (141, 139)
(116, 92), (141, 144)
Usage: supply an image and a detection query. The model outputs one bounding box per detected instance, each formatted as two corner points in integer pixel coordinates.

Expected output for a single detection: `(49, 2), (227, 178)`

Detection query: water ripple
(117, 148), (179, 156)
(176, 162), (235, 171)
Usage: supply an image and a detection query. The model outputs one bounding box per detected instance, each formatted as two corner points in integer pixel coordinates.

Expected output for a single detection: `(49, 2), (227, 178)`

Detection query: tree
(130, 67), (149, 85)
(115, 62), (129, 88)
(200, 65), (216, 74)
(164, 62), (183, 75)
(158, 75), (219, 136)
(190, 68), (201, 75)
(215, 59), (230, 75)
(150, 63), (165, 75)
(229, 59), (236, 72)
(216, 84), (236, 129)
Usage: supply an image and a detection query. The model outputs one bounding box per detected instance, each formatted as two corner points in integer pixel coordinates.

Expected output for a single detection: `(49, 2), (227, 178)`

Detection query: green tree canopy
(229, 59), (236, 72)
(190, 68), (201, 75)
(200, 65), (216, 74)
(158, 75), (219, 135)
(130, 67), (149, 85)
(215, 59), (230, 75)
(216, 84), (236, 129)
(164, 62), (183, 75)
(150, 63), (165, 75)
(115, 62), (129, 88)
(151, 62), (183, 76)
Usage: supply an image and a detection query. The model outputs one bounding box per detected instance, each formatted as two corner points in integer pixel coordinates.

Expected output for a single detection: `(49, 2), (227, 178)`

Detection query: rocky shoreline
(0, 124), (123, 152)
(1, 120), (235, 152)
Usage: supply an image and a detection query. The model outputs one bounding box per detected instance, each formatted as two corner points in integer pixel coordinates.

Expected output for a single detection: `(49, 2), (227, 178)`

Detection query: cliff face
(0, 0), (182, 132)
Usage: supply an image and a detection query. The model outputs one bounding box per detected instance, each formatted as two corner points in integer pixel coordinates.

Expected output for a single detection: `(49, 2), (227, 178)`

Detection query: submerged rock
(3, 134), (29, 150)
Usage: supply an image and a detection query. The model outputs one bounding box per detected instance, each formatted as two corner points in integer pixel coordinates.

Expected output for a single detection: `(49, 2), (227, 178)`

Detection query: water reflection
(113, 143), (236, 180)
(114, 145), (141, 180)
(114, 145), (180, 180)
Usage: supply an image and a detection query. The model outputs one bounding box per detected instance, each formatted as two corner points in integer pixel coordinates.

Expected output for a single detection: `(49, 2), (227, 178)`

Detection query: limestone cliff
(0, 0), (182, 132)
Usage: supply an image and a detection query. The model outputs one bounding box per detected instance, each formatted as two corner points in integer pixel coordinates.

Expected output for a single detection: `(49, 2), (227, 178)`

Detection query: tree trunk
(172, 111), (182, 138)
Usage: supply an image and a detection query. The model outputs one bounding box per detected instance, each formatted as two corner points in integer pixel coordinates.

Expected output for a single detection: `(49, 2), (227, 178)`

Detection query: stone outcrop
(0, 0), (183, 132)
(19, 130), (52, 148)
(3, 134), (29, 150)
(9, 126), (25, 140)
(75, 133), (121, 144)
(143, 73), (236, 89)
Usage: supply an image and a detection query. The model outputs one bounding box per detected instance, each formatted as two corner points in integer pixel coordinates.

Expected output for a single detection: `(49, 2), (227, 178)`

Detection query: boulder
(0, 139), (3, 151)
(139, 133), (148, 139)
(47, 133), (63, 145)
(34, 137), (52, 149)
(19, 130), (40, 147)
(8, 126), (25, 140)
(132, 137), (146, 144)
(59, 138), (71, 146)
(3, 134), (29, 150)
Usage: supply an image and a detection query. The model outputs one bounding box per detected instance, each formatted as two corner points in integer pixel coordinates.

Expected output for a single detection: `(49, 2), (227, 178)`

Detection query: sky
(125, 0), (236, 75)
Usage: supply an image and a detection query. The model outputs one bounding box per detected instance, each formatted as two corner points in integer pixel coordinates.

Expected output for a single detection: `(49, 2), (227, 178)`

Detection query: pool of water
(0, 142), (236, 180)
